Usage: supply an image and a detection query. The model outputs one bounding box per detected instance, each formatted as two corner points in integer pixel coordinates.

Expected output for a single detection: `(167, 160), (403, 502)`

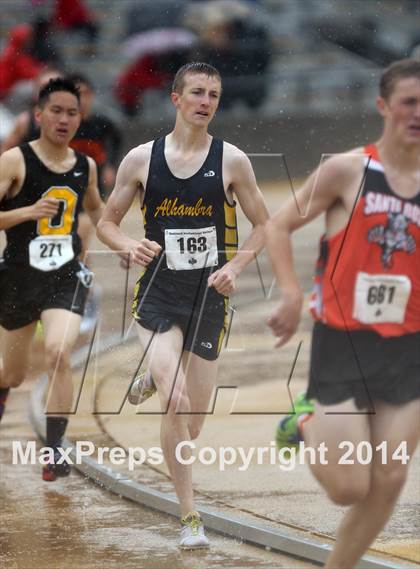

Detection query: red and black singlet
(310, 144), (420, 337)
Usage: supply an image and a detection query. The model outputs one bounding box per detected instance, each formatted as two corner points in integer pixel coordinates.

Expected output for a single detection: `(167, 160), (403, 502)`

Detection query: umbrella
(121, 28), (198, 62)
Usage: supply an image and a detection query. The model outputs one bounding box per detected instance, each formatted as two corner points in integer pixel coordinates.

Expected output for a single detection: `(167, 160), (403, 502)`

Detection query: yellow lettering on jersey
(37, 186), (78, 236)
(154, 197), (213, 218)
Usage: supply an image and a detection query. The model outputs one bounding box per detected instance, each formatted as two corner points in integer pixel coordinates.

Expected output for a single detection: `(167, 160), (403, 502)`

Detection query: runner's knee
(44, 344), (71, 375)
(151, 362), (179, 388)
(371, 464), (408, 499)
(315, 468), (370, 506)
(328, 480), (370, 506)
(4, 369), (26, 388)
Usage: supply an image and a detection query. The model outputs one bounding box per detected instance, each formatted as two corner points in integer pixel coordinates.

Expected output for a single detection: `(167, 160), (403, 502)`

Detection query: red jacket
(0, 25), (43, 99)
(54, 0), (93, 27)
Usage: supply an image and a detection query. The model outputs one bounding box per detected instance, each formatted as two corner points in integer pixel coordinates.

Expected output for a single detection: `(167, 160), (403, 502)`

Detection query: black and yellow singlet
(140, 136), (238, 289)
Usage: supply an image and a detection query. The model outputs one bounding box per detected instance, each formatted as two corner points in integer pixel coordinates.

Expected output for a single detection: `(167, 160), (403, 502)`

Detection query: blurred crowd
(0, 0), (99, 101)
(115, 0), (272, 115)
(2, 0), (417, 147)
(0, 0), (272, 121)
(0, 0), (273, 190)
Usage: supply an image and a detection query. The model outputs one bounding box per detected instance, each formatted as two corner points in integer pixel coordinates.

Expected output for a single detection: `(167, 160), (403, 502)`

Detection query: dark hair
(66, 72), (94, 91)
(38, 77), (80, 107)
(380, 59), (420, 100)
(172, 62), (221, 94)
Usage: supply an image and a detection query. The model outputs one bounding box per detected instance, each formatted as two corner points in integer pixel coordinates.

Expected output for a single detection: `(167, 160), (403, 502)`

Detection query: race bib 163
(164, 226), (218, 271)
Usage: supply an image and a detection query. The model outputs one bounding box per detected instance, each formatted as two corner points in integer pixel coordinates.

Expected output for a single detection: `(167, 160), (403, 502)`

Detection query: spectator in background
(53, 0), (99, 54)
(66, 73), (123, 333)
(28, 17), (62, 66)
(190, 0), (271, 109)
(114, 53), (173, 117)
(0, 17), (63, 102)
(114, 0), (271, 115)
(66, 73), (121, 200)
(0, 24), (44, 100)
(114, 28), (196, 116)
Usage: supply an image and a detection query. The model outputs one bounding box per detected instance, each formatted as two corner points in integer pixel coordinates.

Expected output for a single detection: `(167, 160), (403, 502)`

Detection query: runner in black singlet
(97, 62), (269, 548)
(0, 78), (104, 482)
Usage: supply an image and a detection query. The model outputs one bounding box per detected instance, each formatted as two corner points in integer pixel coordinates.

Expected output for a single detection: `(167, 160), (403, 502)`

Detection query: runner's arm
(228, 150), (269, 273)
(96, 148), (161, 265)
(266, 155), (352, 347)
(83, 157), (105, 226)
(208, 149), (268, 294)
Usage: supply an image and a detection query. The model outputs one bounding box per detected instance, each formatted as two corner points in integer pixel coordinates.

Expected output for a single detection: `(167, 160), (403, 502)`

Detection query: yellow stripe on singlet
(225, 227), (237, 243)
(141, 204), (147, 228)
(133, 204), (148, 319)
(224, 201), (238, 261)
(217, 297), (229, 356)
(131, 269), (146, 320)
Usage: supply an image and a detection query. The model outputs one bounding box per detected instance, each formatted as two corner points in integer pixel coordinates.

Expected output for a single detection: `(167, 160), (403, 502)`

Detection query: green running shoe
(275, 392), (314, 450)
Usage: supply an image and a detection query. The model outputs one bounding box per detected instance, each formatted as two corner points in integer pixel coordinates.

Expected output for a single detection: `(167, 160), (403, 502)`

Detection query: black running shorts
(132, 273), (228, 361)
(0, 259), (91, 331)
(307, 321), (420, 410)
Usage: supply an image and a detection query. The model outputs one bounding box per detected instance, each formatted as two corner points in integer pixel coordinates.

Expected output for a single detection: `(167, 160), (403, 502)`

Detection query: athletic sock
(0, 387), (10, 401)
(46, 416), (69, 449)
(0, 387), (10, 421)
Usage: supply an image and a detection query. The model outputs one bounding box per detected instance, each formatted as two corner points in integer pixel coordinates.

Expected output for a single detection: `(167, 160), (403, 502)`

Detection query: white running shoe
(179, 511), (210, 549)
(128, 372), (157, 405)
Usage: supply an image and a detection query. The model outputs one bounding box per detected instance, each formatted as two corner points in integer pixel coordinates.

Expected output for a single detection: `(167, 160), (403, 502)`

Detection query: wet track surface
(1, 390), (319, 568)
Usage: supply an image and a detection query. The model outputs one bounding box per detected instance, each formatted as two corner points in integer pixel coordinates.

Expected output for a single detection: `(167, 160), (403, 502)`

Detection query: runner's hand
(129, 239), (162, 267)
(119, 252), (134, 269)
(208, 265), (238, 295)
(267, 294), (303, 348)
(29, 198), (60, 220)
